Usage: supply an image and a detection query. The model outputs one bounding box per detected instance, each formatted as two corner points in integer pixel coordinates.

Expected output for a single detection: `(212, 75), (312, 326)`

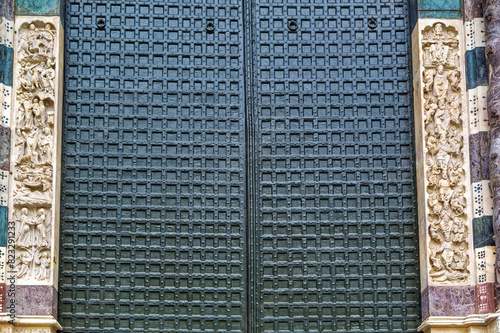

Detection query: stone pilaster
(0, 5), (63, 331)
(412, 18), (478, 324)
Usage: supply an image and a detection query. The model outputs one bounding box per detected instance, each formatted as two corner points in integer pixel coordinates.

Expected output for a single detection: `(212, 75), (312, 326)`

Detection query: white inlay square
(476, 248), (486, 283)
(0, 171), (8, 207)
(0, 18), (14, 48)
(474, 18), (486, 48)
(465, 20), (474, 51)
(485, 246), (496, 283)
(482, 179), (493, 216)
(478, 86), (489, 133)
(0, 83), (11, 127)
(473, 181), (485, 218)
(0, 247), (6, 284)
(469, 87), (480, 134)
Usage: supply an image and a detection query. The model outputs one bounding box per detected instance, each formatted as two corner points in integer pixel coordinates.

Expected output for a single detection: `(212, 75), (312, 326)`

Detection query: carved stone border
(412, 18), (477, 318)
(414, 19), (475, 287)
(9, 16), (62, 289)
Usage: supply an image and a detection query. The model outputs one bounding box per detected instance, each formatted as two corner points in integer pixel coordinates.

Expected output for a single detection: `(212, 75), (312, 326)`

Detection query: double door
(59, 0), (420, 332)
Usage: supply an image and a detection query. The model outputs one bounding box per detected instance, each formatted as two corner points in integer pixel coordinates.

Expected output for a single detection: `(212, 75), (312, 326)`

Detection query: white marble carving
(11, 21), (57, 283)
(421, 22), (471, 283)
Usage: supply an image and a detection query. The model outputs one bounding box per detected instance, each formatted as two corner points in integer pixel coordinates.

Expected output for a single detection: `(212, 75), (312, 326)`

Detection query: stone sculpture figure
(35, 251), (50, 281)
(16, 208), (32, 247)
(16, 251), (32, 279)
(34, 208), (49, 247)
(38, 128), (52, 165)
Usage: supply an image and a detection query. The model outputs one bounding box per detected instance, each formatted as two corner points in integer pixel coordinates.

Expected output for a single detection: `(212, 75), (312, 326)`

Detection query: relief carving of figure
(35, 251), (50, 281)
(34, 208), (49, 247)
(41, 65), (55, 94)
(452, 217), (467, 243)
(434, 98), (450, 133)
(32, 97), (46, 127)
(421, 22), (469, 283)
(13, 165), (53, 205)
(38, 127), (52, 165)
(433, 65), (449, 101)
(426, 129), (439, 154)
(18, 94), (34, 129)
(16, 251), (32, 279)
(427, 192), (440, 210)
(16, 207), (32, 247)
(37, 24), (54, 56)
(448, 162), (464, 186)
(424, 97), (438, 125)
(448, 99), (461, 125)
(13, 20), (57, 283)
(423, 68), (436, 94)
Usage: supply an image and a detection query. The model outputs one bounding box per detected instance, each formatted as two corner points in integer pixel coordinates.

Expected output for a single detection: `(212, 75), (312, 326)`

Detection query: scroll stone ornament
(12, 21), (56, 283)
(421, 23), (470, 283)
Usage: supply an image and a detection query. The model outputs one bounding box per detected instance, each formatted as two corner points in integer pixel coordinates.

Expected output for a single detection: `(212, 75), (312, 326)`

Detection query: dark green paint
(59, 0), (421, 332)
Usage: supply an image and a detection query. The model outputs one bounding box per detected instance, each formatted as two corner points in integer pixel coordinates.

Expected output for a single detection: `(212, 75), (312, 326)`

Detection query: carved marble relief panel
(10, 19), (59, 284)
(417, 21), (474, 285)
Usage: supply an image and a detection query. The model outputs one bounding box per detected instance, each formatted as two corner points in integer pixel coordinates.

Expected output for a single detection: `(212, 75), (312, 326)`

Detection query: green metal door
(59, 0), (420, 332)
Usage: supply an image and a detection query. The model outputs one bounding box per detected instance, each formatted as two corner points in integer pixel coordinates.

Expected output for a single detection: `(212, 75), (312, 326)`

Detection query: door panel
(249, 1), (420, 332)
(59, 0), (420, 332)
(60, 1), (247, 332)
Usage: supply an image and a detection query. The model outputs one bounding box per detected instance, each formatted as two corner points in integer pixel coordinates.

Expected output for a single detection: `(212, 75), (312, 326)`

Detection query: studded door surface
(59, 0), (420, 332)
(248, 0), (420, 332)
(60, 1), (248, 332)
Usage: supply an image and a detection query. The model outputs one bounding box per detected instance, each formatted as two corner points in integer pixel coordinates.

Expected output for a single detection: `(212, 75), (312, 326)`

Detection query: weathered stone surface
(465, 0), (484, 21)
(470, 131), (490, 182)
(0, 127), (9, 172)
(421, 285), (476, 318)
(474, 215), (495, 247)
(483, 0), (500, 307)
(11, 285), (57, 316)
(0, 0), (14, 20)
(0, 45), (13, 87)
(15, 0), (60, 17)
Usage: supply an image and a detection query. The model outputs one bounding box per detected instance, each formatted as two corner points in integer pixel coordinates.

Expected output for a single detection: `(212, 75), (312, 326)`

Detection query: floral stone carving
(421, 23), (470, 283)
(12, 21), (57, 283)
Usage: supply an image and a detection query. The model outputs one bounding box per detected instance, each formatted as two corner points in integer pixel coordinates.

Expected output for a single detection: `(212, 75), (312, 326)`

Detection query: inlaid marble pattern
(0, 18), (13, 48)
(0, 171), (8, 207)
(0, 83), (12, 127)
(468, 86), (489, 134)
